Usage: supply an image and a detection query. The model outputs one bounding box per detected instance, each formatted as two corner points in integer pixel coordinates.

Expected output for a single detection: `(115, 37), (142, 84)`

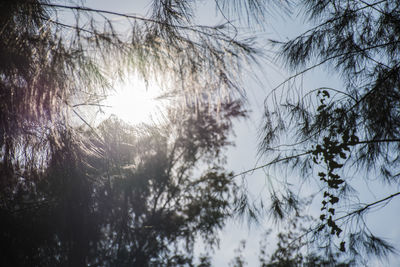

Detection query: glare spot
(105, 75), (166, 125)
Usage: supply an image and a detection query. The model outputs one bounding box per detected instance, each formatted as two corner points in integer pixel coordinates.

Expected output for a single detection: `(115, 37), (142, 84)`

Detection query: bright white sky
(84, 1), (400, 266)
(104, 74), (167, 125)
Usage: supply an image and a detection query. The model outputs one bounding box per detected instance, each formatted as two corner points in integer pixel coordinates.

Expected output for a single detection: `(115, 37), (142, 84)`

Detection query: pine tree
(0, 0), (268, 266)
(257, 0), (400, 263)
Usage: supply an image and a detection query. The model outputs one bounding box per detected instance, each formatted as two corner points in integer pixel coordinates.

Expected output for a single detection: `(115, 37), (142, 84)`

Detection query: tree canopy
(2, 0), (400, 266)
(0, 0), (262, 266)
(1, 101), (248, 266)
(257, 0), (400, 264)
(230, 204), (352, 267)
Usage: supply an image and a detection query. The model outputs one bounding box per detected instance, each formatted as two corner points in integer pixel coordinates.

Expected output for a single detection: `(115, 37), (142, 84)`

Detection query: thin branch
(268, 40), (400, 100)
(72, 109), (102, 141)
(235, 138), (400, 180)
(232, 151), (313, 178)
(72, 103), (111, 108)
(36, 2), (224, 36)
(37, 15), (97, 35)
(358, 0), (389, 16)
(286, 191), (400, 250)
(337, 191), (400, 221)
(214, 0), (238, 42)
(298, 0), (388, 39)
(267, 61), (400, 150)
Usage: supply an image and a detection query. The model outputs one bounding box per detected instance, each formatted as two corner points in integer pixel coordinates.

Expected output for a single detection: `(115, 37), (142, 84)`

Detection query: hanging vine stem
(311, 89), (359, 252)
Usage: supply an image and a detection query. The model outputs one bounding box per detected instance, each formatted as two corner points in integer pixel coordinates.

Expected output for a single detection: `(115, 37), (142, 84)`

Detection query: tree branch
(36, 2), (225, 36)
(286, 191), (400, 250)
(232, 151), (313, 178)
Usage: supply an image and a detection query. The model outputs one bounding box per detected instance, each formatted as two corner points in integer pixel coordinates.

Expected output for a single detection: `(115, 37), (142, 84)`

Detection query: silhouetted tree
(229, 202), (352, 267)
(0, 0), (271, 266)
(257, 0), (400, 264)
(0, 101), (247, 266)
(0, 0), (262, 176)
(258, 204), (352, 267)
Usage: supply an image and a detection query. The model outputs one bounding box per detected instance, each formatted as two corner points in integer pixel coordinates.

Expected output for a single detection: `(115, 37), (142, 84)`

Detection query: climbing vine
(312, 90), (359, 252)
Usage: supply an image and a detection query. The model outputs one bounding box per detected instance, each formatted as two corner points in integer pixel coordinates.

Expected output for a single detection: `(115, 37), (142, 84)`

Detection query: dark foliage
(258, 206), (353, 267)
(258, 0), (400, 264)
(0, 0), (267, 266)
(0, 102), (247, 266)
(229, 205), (353, 266)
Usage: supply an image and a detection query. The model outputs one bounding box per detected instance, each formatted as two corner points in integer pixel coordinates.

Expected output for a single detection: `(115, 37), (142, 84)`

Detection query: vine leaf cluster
(312, 90), (358, 252)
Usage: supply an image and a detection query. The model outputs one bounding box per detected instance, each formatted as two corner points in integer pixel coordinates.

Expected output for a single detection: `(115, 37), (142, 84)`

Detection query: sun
(105, 74), (166, 125)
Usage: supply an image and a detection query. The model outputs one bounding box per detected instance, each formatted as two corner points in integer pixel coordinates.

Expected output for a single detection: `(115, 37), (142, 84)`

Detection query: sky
(81, 1), (400, 265)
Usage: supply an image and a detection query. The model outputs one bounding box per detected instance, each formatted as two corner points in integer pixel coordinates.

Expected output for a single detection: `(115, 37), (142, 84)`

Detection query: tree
(94, 102), (246, 266)
(229, 202), (352, 267)
(8, 0), (400, 265)
(258, 204), (353, 267)
(256, 0), (400, 264)
(0, 0), (271, 266)
(0, 101), (247, 266)
(0, 0), (265, 180)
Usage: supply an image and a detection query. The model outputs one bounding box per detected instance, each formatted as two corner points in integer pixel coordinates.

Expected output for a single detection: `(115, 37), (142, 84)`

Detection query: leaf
(328, 208), (335, 215)
(340, 241), (346, 252)
(329, 196), (339, 204)
(317, 104), (326, 111)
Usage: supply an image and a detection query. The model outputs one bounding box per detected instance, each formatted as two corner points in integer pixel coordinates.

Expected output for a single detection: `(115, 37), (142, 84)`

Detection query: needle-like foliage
(0, 0), (267, 176)
(0, 0), (269, 265)
(258, 0), (400, 264)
